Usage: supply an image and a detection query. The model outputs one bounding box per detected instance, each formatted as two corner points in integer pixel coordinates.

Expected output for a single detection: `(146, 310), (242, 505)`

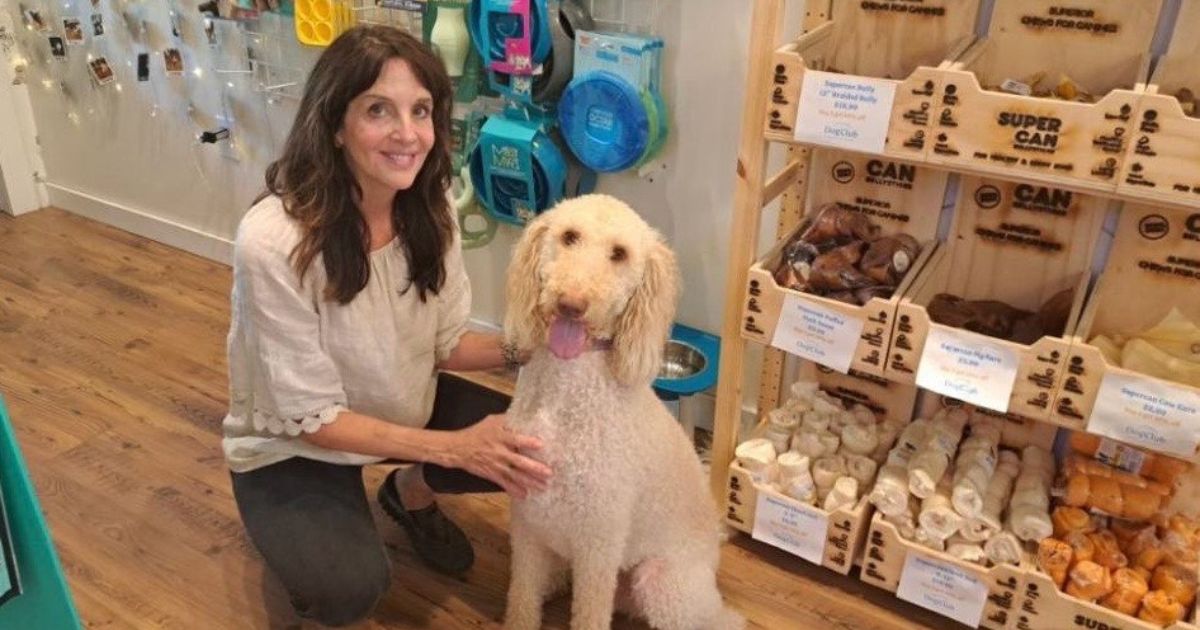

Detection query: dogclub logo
(997, 112), (1063, 153)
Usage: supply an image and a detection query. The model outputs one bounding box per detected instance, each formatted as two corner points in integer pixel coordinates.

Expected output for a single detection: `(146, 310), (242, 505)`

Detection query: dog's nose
(556, 297), (588, 319)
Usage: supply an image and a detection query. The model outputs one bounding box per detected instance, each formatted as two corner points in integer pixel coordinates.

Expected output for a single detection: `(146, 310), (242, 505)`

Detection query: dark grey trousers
(230, 374), (508, 627)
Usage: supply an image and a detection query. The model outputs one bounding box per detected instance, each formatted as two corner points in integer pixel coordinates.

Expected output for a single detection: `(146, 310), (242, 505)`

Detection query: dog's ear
(610, 237), (680, 386)
(504, 216), (551, 354)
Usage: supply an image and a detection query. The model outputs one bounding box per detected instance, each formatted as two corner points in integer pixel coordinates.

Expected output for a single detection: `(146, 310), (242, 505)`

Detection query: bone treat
(871, 420), (904, 462)
(763, 408), (799, 454)
(1008, 446), (1054, 542)
(1138, 590), (1186, 627)
(1099, 568), (1149, 616)
(813, 455), (847, 503)
(951, 416), (1002, 518)
(1066, 560), (1113, 601)
(840, 422), (879, 457)
(961, 449), (1020, 542)
(1038, 538), (1073, 589)
(775, 452), (811, 485)
(947, 534), (987, 565)
(908, 407), (969, 499)
(844, 454), (879, 488)
(792, 429), (831, 459)
(869, 460), (912, 517)
(823, 476), (859, 512)
(984, 531), (1023, 566)
(918, 476), (963, 541)
(735, 438), (777, 482)
(1088, 530), (1128, 571)
(1151, 564), (1198, 607)
(1052, 506), (1095, 538)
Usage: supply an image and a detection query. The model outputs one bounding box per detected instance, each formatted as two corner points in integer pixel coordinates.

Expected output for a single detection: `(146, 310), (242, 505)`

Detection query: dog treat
(800, 410), (831, 434)
(872, 420), (904, 462)
(1089, 530), (1129, 570)
(785, 473), (817, 504)
(919, 476), (963, 541)
(1066, 560), (1114, 601)
(1151, 564), (1198, 607)
(823, 476), (859, 512)
(813, 455), (847, 497)
(1139, 590), (1186, 627)
(776, 452), (811, 485)
(735, 439), (776, 481)
(985, 531), (1023, 566)
(947, 534), (987, 565)
(1053, 506), (1095, 538)
(1065, 530), (1097, 564)
(961, 449), (1020, 542)
(844, 454), (878, 488)
(990, 72), (1096, 103)
(928, 290), (1074, 344)
(915, 526), (947, 552)
(1134, 547), (1166, 573)
(840, 422), (879, 457)
(1008, 446), (1054, 542)
(764, 408), (799, 454)
(1064, 471), (1167, 521)
(1088, 308), (1200, 389)
(773, 204), (921, 306)
(1039, 538), (1074, 588)
(951, 416), (1002, 518)
(1100, 568), (1150, 616)
(908, 407), (969, 499)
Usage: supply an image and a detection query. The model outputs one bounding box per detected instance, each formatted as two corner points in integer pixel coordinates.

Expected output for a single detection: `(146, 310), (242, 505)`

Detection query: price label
(794, 70), (897, 153)
(751, 492), (828, 565)
(1088, 371), (1200, 458)
(770, 295), (865, 374)
(916, 326), (1019, 413)
(897, 553), (988, 627)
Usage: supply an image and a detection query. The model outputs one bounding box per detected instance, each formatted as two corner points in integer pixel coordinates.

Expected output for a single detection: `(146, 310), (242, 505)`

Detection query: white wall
(0, 0), (47, 215)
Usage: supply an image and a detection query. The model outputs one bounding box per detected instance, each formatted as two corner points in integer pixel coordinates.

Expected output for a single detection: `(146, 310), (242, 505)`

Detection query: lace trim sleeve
(251, 403), (347, 437)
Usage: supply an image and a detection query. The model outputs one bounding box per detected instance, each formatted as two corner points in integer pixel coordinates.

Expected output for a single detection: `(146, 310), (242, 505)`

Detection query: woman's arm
(300, 409), (550, 497)
(437, 330), (515, 371)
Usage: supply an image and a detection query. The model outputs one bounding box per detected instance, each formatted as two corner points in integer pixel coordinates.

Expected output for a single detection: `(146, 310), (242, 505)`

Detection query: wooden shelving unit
(709, 0), (1200, 628)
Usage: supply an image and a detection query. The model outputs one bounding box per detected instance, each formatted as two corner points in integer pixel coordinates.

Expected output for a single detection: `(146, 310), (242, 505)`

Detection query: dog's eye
(610, 245), (627, 263)
(561, 229), (580, 246)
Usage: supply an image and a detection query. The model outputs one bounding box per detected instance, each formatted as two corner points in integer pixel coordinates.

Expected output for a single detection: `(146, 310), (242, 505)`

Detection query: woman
(222, 26), (551, 627)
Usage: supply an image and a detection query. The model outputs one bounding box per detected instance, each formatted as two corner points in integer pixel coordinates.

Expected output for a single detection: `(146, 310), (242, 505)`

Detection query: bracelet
(500, 341), (523, 371)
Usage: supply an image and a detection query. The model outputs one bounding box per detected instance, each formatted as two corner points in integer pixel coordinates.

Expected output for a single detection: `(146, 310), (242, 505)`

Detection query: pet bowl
(659, 340), (706, 380)
(653, 324), (720, 400)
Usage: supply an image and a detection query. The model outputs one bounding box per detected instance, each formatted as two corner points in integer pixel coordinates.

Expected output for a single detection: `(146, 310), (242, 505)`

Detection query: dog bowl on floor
(653, 323), (719, 400)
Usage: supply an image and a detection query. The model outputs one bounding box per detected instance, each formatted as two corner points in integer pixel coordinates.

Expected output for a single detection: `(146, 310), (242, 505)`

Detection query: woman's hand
(449, 414), (551, 498)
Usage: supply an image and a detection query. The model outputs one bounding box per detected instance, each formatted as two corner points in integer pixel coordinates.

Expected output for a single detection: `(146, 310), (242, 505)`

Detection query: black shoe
(377, 469), (475, 576)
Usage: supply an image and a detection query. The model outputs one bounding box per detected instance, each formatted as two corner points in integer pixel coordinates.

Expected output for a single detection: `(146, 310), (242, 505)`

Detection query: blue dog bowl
(653, 323), (720, 400)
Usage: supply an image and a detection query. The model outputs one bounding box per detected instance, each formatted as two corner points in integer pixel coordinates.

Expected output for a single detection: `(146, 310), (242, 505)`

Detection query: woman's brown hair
(263, 25), (454, 304)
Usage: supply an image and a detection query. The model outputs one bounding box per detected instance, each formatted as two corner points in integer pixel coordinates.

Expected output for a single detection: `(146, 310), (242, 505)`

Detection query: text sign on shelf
(770, 295), (865, 374)
(794, 70), (897, 153)
(751, 492), (828, 565)
(897, 553), (988, 628)
(916, 326), (1019, 413)
(1088, 371), (1200, 459)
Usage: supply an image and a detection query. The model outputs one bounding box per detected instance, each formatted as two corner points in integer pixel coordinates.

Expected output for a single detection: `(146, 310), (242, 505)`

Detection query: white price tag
(916, 326), (1019, 413)
(1087, 371), (1200, 458)
(751, 491), (828, 565)
(794, 70), (897, 153)
(897, 553), (988, 627)
(770, 294), (865, 374)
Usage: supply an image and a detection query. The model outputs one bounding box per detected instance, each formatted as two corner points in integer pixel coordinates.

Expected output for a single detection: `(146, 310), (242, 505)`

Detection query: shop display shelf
(886, 177), (1104, 421)
(762, 0), (981, 163)
(740, 149), (946, 378)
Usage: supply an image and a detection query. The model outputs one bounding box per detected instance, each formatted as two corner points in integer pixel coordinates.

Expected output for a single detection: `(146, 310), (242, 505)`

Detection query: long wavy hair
(263, 25), (454, 304)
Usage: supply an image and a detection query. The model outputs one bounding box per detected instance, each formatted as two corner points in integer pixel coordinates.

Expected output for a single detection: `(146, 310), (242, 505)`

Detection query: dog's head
(504, 194), (680, 386)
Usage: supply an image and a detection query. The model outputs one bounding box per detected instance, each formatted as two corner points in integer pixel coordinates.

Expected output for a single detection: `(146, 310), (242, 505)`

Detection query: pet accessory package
(484, 0), (593, 105)
(468, 0), (551, 75)
(558, 30), (667, 172)
(468, 113), (567, 225)
(294, 0), (355, 47)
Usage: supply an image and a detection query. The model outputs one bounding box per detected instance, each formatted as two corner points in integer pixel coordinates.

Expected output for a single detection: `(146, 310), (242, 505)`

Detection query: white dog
(502, 195), (742, 630)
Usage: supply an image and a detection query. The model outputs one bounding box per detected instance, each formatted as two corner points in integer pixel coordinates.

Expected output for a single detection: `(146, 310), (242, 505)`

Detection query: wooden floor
(0, 208), (945, 629)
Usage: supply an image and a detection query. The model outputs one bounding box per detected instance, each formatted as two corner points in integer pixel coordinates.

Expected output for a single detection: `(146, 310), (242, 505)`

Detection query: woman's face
(337, 58), (435, 203)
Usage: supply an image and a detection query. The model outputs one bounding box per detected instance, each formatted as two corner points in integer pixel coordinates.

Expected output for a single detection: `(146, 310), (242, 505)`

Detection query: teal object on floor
(653, 324), (720, 400)
(0, 397), (82, 629)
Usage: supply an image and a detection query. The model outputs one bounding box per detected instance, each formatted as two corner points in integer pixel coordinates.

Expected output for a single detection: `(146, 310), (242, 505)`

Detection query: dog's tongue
(548, 317), (588, 360)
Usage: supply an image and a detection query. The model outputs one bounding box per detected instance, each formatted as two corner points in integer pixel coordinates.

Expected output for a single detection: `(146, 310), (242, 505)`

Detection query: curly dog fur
(502, 195), (742, 630)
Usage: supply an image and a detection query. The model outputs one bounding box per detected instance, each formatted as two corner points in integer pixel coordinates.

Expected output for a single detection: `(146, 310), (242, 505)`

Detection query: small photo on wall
(48, 35), (66, 60)
(88, 56), (115, 85)
(137, 52), (149, 81)
(91, 13), (105, 37)
(24, 7), (49, 32)
(163, 48), (183, 75)
(63, 18), (84, 45)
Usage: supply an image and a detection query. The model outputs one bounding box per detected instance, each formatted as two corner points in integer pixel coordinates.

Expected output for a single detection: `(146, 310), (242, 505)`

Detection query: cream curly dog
(502, 195), (742, 630)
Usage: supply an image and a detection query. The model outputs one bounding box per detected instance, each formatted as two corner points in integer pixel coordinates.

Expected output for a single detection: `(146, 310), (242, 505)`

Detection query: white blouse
(221, 195), (471, 473)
